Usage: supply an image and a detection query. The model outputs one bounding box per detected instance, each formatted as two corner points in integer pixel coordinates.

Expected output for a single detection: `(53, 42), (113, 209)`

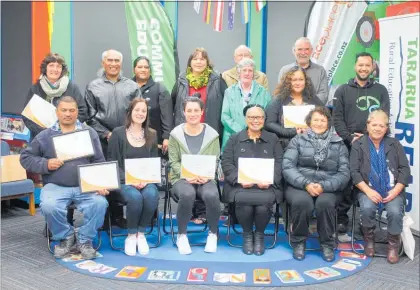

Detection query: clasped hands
(240, 182), (270, 189)
(305, 183), (323, 196)
(366, 188), (399, 204)
(186, 176), (210, 184)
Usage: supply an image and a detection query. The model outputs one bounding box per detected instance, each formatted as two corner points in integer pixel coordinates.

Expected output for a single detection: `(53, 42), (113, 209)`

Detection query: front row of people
(20, 96), (410, 265)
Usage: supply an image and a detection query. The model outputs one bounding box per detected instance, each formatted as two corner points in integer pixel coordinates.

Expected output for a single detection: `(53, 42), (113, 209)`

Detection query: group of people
(19, 37), (409, 265)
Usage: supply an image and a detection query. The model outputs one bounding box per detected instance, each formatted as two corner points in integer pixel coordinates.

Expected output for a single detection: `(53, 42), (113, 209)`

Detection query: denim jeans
(358, 192), (404, 235)
(40, 183), (108, 243)
(120, 184), (159, 234)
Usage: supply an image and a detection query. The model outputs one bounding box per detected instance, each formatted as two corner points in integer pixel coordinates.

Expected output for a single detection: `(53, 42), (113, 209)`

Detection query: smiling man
(333, 52), (390, 233)
(278, 37), (329, 104)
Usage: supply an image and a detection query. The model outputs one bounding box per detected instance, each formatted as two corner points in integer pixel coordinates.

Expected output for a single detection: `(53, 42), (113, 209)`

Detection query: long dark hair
(273, 66), (315, 101)
(125, 98), (156, 149)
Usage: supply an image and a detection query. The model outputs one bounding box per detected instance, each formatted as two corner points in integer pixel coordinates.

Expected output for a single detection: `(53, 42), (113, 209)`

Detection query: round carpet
(56, 216), (371, 286)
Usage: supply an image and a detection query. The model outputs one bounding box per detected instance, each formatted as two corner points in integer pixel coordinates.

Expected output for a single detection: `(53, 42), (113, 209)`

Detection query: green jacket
(168, 123), (220, 185)
(221, 81), (272, 150)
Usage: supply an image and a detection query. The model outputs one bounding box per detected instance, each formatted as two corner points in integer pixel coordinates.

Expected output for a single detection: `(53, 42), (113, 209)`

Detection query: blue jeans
(120, 184), (159, 234)
(40, 183), (108, 243)
(358, 192), (404, 235)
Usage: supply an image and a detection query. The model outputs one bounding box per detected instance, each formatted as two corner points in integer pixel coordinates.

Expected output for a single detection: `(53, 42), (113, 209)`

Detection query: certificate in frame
(52, 129), (95, 162)
(78, 161), (120, 193)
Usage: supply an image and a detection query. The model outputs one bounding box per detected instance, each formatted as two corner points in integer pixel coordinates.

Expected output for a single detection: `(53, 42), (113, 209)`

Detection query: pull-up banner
(125, 1), (179, 92)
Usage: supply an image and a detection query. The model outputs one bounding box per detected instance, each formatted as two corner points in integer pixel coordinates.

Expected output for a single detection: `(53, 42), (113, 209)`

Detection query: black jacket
(23, 80), (87, 139)
(350, 135), (410, 187)
(221, 129), (284, 204)
(133, 77), (173, 144)
(172, 71), (227, 136)
(333, 78), (390, 146)
(265, 95), (323, 148)
(282, 131), (350, 193)
(107, 126), (158, 183)
(85, 76), (141, 140)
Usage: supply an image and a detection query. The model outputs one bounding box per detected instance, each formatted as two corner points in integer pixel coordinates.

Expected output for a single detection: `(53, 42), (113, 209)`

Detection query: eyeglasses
(246, 116), (264, 121)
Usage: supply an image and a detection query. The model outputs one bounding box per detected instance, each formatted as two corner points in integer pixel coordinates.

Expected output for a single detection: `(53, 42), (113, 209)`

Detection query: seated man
(20, 96), (109, 259)
(168, 97), (221, 255)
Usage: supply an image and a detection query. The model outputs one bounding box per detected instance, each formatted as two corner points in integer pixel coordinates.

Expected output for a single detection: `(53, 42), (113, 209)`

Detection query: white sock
(204, 232), (218, 253)
(176, 234), (192, 255)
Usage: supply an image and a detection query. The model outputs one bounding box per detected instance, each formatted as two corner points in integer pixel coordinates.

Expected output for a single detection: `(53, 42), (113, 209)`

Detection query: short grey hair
(234, 45), (252, 57)
(102, 49), (123, 62)
(293, 37), (313, 52)
(236, 58), (256, 74)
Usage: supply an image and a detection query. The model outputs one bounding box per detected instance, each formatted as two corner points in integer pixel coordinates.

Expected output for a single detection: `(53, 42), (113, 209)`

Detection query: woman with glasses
(221, 58), (271, 151)
(133, 56), (174, 154)
(265, 66), (323, 148)
(222, 104), (283, 256)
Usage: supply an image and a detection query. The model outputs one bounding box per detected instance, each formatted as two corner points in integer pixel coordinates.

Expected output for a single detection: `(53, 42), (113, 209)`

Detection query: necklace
(127, 127), (145, 142)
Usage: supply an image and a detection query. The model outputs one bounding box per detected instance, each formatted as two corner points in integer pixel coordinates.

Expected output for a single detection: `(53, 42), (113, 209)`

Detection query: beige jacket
(222, 66), (269, 89)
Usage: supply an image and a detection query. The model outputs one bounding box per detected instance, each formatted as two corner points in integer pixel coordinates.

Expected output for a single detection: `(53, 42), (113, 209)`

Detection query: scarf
(368, 138), (391, 211)
(39, 75), (70, 103)
(185, 67), (212, 90)
(306, 127), (334, 168)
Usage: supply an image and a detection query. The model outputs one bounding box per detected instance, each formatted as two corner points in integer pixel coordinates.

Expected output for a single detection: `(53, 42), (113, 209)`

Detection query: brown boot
(387, 233), (401, 264)
(362, 226), (375, 257)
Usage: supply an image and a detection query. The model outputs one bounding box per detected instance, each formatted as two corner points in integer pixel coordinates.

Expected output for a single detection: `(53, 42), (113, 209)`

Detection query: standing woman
(133, 56), (174, 153)
(107, 98), (160, 256)
(265, 66), (323, 148)
(23, 53), (87, 138)
(172, 47), (227, 137)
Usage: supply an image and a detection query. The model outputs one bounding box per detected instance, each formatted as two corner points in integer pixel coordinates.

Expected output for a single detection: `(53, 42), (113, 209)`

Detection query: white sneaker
(204, 232), (218, 253)
(137, 233), (149, 255)
(176, 234), (192, 255)
(124, 235), (137, 256)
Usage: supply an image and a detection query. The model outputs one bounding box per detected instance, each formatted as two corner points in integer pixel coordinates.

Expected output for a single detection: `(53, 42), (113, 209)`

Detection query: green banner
(125, 1), (179, 92)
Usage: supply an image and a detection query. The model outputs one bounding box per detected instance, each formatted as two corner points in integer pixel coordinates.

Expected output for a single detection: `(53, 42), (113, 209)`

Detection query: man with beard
(333, 52), (390, 233)
(278, 37), (329, 104)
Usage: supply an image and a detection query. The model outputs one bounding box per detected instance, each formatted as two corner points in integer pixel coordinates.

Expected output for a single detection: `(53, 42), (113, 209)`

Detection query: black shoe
(321, 246), (335, 262)
(254, 232), (265, 256)
(242, 232), (254, 255)
(54, 234), (75, 258)
(337, 223), (348, 234)
(292, 243), (306, 261)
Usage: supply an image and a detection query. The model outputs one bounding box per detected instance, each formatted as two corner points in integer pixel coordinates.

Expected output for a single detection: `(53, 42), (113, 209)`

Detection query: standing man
(20, 96), (108, 259)
(333, 52), (390, 233)
(278, 37), (329, 104)
(85, 49), (141, 155)
(222, 45), (269, 89)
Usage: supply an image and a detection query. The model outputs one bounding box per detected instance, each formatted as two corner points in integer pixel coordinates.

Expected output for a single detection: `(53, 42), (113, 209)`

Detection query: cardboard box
(1, 154), (27, 183)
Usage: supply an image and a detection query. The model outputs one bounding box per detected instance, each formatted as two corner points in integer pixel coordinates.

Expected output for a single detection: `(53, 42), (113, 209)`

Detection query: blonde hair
(367, 109), (389, 126)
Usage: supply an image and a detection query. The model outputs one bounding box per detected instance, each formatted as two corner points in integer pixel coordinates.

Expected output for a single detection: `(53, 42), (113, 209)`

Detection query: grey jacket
(171, 72), (227, 136)
(278, 61), (329, 104)
(282, 130), (350, 193)
(85, 75), (141, 140)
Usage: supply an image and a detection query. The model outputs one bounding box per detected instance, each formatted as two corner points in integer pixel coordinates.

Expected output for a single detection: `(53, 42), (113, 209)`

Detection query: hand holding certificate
(52, 129), (95, 161)
(78, 161), (120, 193)
(283, 105), (315, 128)
(125, 157), (161, 185)
(238, 158), (274, 185)
(181, 155), (217, 180)
(22, 94), (57, 128)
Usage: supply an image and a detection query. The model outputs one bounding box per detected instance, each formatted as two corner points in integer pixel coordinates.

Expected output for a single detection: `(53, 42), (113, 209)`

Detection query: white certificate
(238, 158), (274, 184)
(78, 161), (120, 193)
(125, 157), (161, 184)
(22, 94), (57, 128)
(181, 154), (217, 179)
(52, 129), (95, 161)
(283, 105), (315, 128)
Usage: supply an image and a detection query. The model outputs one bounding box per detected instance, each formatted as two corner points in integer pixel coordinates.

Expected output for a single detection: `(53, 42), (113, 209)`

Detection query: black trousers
(235, 204), (272, 233)
(286, 186), (338, 248)
(336, 182), (352, 226)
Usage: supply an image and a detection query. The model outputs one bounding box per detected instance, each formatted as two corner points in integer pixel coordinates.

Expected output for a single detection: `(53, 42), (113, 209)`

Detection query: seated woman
(221, 58), (272, 151)
(168, 97), (221, 255)
(108, 98), (160, 256)
(265, 66), (323, 148)
(221, 104), (283, 256)
(350, 110), (410, 264)
(282, 106), (350, 262)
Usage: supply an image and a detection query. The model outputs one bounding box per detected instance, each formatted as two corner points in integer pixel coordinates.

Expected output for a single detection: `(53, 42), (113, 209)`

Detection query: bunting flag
(255, 0), (266, 12)
(203, 1), (212, 24)
(213, 1), (225, 32)
(241, 1), (250, 24)
(227, 1), (236, 30)
(193, 0), (201, 14)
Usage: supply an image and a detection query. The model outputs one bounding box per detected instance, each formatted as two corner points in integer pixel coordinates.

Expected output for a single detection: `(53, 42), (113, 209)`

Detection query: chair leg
(28, 192), (36, 216)
(351, 204), (365, 255)
(46, 223), (54, 254)
(162, 190), (171, 235)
